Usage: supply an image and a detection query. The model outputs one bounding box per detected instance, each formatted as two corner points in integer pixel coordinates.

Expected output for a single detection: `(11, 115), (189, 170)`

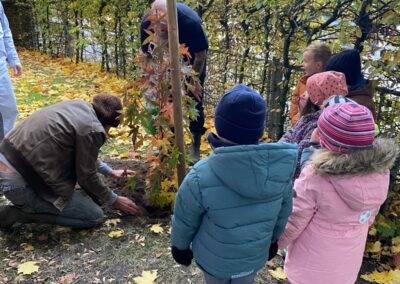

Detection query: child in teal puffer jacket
(170, 84), (298, 284)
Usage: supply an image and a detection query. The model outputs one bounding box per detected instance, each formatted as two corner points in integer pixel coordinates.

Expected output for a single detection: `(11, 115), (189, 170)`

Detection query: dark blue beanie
(215, 84), (266, 145)
(325, 49), (363, 86)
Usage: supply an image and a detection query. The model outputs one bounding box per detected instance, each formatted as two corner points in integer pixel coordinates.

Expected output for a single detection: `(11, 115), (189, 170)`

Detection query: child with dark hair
(280, 71), (348, 178)
(325, 49), (376, 118)
(279, 102), (399, 284)
(299, 95), (357, 170)
(171, 85), (297, 284)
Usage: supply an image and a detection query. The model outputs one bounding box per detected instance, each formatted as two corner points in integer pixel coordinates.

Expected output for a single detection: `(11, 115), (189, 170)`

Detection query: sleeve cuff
(108, 191), (118, 205)
(7, 58), (21, 68)
(97, 161), (113, 176)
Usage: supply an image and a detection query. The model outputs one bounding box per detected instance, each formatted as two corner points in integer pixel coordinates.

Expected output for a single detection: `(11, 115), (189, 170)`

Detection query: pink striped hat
(317, 102), (375, 153)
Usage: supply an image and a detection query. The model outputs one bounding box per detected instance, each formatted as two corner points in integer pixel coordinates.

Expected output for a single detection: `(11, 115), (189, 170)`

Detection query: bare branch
(376, 87), (400, 97)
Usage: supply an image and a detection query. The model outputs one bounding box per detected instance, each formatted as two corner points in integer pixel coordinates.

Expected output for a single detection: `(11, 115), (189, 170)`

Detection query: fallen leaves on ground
(104, 218), (121, 227)
(17, 261), (39, 275)
(21, 243), (34, 251)
(366, 241), (382, 253)
(55, 227), (72, 234)
(11, 50), (133, 157)
(268, 267), (287, 280)
(360, 269), (400, 284)
(133, 270), (158, 284)
(108, 229), (124, 238)
(150, 224), (164, 234)
(57, 272), (77, 284)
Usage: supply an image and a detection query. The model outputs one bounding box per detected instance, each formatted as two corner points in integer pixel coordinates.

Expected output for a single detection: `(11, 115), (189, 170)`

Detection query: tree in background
(13, 0), (399, 137)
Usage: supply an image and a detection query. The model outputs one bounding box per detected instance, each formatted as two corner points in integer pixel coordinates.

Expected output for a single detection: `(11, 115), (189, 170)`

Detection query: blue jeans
(203, 270), (257, 284)
(3, 186), (104, 229)
(0, 64), (18, 135)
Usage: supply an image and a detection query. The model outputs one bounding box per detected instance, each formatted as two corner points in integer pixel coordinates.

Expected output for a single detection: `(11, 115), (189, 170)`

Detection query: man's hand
(191, 80), (203, 102)
(113, 196), (140, 215)
(110, 169), (134, 178)
(13, 64), (23, 77)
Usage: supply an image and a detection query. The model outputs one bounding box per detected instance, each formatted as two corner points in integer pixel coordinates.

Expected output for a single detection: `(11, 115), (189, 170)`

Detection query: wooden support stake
(166, 0), (186, 185)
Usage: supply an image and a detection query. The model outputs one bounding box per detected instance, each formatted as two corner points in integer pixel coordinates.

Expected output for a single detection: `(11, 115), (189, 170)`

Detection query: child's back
(279, 103), (399, 284)
(171, 85), (297, 283)
(175, 142), (297, 279)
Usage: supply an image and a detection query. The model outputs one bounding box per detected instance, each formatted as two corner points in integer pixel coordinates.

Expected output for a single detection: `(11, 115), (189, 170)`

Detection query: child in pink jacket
(279, 102), (399, 284)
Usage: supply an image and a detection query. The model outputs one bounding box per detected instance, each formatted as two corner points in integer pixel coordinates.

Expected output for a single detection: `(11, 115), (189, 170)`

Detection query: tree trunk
(260, 11), (271, 96)
(98, 1), (108, 71)
(114, 10), (120, 76)
(74, 9), (80, 63)
(63, 3), (74, 58)
(80, 10), (84, 61)
(3, 1), (37, 48)
(46, 4), (51, 54)
(266, 57), (284, 141)
(354, 0), (373, 52)
(220, 0), (230, 88)
(237, 20), (250, 84)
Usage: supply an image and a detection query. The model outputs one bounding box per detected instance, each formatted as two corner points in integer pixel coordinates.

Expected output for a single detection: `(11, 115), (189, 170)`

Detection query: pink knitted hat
(317, 102), (375, 153)
(306, 71), (348, 106)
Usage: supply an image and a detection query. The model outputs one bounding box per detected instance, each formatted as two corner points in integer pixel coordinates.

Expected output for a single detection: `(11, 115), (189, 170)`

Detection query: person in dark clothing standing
(140, 0), (208, 163)
(325, 49), (376, 118)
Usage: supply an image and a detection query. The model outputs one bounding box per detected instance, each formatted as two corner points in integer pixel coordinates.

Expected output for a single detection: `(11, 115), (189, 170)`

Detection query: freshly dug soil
(102, 158), (172, 219)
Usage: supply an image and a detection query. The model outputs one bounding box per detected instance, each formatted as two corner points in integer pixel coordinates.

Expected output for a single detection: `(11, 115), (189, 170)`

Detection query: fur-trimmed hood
(311, 138), (399, 176)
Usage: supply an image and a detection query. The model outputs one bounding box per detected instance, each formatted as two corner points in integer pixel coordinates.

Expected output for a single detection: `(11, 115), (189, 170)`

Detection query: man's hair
(152, 0), (167, 12)
(92, 93), (123, 127)
(304, 43), (332, 67)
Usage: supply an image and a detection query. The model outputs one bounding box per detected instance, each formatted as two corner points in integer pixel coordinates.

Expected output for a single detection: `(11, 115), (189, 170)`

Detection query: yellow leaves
(369, 226), (377, 236)
(133, 270), (158, 284)
(55, 227), (72, 234)
(22, 244), (35, 252)
(104, 218), (121, 227)
(17, 261), (39, 275)
(391, 237), (400, 254)
(119, 152), (130, 159)
(150, 224), (164, 234)
(269, 267), (287, 280)
(108, 229), (124, 238)
(14, 50), (128, 124)
(47, 89), (59, 96)
(366, 241), (382, 253)
(360, 269), (400, 284)
(108, 149), (119, 157)
(161, 177), (178, 191)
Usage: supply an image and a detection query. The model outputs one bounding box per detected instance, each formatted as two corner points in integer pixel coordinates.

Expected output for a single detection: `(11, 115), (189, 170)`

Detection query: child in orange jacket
(289, 43), (331, 125)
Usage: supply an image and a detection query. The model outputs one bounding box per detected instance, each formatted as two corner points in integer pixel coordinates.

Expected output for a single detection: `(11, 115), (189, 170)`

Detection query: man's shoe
(0, 205), (56, 232)
(0, 205), (20, 231)
(189, 133), (202, 164)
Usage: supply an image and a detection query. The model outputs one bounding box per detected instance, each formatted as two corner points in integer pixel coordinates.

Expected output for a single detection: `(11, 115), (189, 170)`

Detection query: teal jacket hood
(209, 143), (295, 199)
